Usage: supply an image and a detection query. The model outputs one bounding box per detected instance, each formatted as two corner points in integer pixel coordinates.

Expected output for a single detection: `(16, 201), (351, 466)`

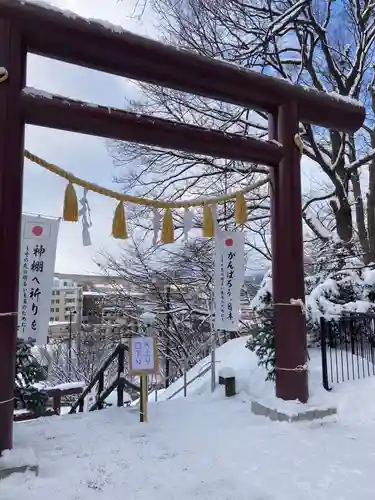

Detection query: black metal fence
(320, 314), (375, 390)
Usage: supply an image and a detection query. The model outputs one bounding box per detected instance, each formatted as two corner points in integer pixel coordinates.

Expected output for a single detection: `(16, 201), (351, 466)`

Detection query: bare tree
(98, 236), (248, 383)
(115, 0), (375, 264)
(35, 329), (123, 386)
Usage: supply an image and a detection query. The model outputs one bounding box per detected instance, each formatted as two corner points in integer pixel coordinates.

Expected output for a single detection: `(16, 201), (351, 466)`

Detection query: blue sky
(23, 0), (157, 274)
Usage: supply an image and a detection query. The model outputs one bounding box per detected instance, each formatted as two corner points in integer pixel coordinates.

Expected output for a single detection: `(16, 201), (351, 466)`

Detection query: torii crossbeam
(0, 0), (365, 452)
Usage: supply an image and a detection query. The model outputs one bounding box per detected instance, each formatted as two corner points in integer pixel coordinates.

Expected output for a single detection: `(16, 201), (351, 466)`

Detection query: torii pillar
(0, 19), (26, 454)
(270, 104), (307, 402)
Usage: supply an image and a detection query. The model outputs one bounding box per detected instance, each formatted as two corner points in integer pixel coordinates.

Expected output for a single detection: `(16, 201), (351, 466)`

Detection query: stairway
(69, 343), (141, 414)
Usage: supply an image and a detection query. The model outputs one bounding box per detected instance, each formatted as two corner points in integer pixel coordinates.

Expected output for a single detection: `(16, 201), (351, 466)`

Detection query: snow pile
(149, 337), (272, 402)
(48, 382), (85, 391)
(0, 448), (37, 471)
(147, 337), (345, 412)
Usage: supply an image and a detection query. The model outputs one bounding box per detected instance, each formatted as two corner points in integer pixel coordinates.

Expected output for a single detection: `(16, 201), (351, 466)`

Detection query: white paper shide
(129, 336), (158, 374)
(18, 215), (60, 345)
(214, 230), (245, 331)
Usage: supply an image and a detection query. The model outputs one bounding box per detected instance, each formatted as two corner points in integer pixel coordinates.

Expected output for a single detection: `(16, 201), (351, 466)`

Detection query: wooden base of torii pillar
(0, 0), (365, 452)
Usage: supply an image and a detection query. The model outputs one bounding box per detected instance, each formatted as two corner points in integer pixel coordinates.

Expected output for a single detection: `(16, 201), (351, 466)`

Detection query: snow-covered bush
(15, 338), (48, 415)
(246, 271), (275, 380)
(247, 243), (375, 380)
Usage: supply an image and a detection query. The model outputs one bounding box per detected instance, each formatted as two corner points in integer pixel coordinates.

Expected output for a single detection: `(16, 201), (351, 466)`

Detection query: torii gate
(0, 0), (365, 452)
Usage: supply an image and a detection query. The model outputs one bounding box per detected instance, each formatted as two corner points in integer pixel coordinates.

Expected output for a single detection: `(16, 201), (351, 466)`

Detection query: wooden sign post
(129, 335), (159, 423)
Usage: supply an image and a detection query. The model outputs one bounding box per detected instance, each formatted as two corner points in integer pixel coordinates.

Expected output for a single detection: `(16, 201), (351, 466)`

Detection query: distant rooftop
(54, 272), (128, 285)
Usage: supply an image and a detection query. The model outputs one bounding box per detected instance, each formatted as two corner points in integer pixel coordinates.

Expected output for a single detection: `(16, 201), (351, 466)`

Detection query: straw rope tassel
(63, 182), (79, 222)
(161, 208), (174, 244)
(235, 192), (247, 225)
(112, 201), (128, 239)
(203, 204), (214, 238)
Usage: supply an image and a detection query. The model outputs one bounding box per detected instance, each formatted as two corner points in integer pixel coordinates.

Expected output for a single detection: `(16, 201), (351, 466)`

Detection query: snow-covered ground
(2, 337), (375, 499)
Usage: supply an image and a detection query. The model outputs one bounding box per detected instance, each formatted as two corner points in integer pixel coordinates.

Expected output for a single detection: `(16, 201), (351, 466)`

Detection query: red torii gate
(0, 0), (365, 452)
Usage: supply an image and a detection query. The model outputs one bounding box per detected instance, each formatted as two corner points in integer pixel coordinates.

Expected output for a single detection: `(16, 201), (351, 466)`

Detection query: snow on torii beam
(0, 0), (366, 454)
(0, 0), (365, 132)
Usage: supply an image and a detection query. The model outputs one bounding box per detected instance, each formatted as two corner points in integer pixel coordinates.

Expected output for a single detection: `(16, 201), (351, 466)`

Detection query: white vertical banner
(18, 215), (60, 345)
(214, 230), (245, 331)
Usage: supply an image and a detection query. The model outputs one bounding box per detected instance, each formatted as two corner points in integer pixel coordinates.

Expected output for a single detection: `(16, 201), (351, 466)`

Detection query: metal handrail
(145, 331), (246, 403)
(166, 365), (212, 400)
(158, 331), (226, 389)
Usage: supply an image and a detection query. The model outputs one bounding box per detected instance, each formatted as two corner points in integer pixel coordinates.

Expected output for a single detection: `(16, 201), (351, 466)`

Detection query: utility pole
(165, 284), (171, 388)
(76, 287), (83, 361)
(68, 309), (76, 379)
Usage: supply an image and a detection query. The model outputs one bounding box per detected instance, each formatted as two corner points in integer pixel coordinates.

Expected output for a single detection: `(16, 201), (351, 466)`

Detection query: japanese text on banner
(18, 215), (60, 345)
(213, 231), (245, 332)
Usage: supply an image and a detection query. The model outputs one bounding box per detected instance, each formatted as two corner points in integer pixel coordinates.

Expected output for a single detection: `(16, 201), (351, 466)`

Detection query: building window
(64, 315), (69, 321)
(55, 291), (60, 296)
(50, 308), (54, 313)
(50, 317), (54, 322)
(55, 308), (59, 312)
(55, 299), (60, 304)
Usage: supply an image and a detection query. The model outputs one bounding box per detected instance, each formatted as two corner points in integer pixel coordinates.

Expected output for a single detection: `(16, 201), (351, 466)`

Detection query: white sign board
(129, 336), (159, 374)
(214, 230), (245, 331)
(18, 215), (60, 345)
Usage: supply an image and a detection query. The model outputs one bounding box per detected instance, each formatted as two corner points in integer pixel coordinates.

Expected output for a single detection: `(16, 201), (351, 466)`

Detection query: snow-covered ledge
(0, 448), (39, 480)
(251, 395), (337, 423)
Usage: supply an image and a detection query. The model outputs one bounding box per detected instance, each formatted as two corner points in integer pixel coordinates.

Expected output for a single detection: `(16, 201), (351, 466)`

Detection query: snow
(13, 409), (31, 417)
(148, 338), (255, 402)
(148, 337), (349, 413)
(267, 0), (309, 36)
(218, 366), (235, 378)
(22, 87), (54, 100)
(304, 209), (332, 240)
(48, 382), (85, 392)
(328, 91), (363, 108)
(19, 1), (125, 34)
(105, 390), (132, 406)
(306, 275), (375, 322)
(82, 291), (106, 297)
(0, 448), (37, 471)
(48, 321), (70, 326)
(252, 265), (375, 324)
(20, 0), (78, 19)
(3, 338), (375, 499)
(139, 311), (157, 326)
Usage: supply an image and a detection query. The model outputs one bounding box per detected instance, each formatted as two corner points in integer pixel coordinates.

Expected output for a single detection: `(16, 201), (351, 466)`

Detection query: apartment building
(50, 278), (81, 323)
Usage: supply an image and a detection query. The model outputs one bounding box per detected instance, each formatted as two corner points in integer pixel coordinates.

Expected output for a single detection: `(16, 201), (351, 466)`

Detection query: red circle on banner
(32, 226), (43, 237)
(225, 238), (233, 247)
